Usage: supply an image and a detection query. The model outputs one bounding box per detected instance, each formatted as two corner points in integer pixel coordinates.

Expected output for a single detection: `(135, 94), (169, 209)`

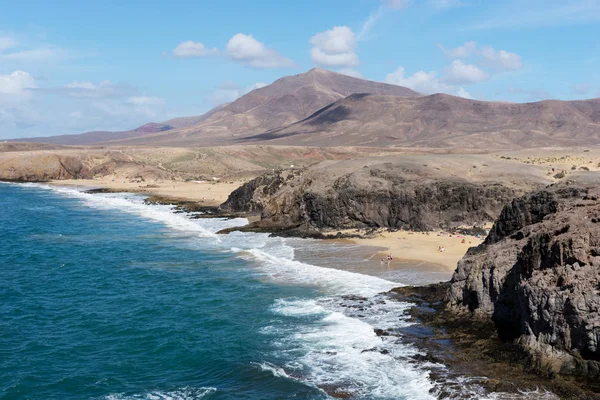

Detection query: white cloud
(456, 87), (473, 99)
(0, 48), (56, 61)
(225, 33), (294, 68)
(438, 41), (477, 58)
(357, 8), (384, 41)
(209, 81), (269, 105)
(480, 46), (522, 70)
(310, 26), (358, 68)
(172, 40), (218, 58)
(385, 66), (471, 98)
(0, 70), (35, 96)
(127, 96), (165, 105)
(338, 68), (363, 78)
(60, 80), (135, 98)
(444, 60), (488, 84)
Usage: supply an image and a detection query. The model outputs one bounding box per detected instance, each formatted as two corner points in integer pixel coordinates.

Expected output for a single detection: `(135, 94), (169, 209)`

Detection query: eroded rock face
(448, 183), (600, 378)
(221, 163), (527, 232)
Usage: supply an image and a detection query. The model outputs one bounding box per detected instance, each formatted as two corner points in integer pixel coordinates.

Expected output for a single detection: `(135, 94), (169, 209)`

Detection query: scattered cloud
(481, 46), (522, 70)
(0, 70), (35, 97)
(127, 96), (165, 105)
(48, 80), (138, 98)
(172, 40), (219, 58)
(438, 41), (477, 58)
(439, 41), (523, 72)
(443, 60), (488, 84)
(338, 68), (363, 78)
(357, 8), (384, 41)
(385, 66), (471, 98)
(0, 35), (58, 62)
(310, 26), (359, 68)
(225, 33), (294, 68)
(171, 34), (294, 68)
(572, 83), (592, 95)
(209, 81), (268, 105)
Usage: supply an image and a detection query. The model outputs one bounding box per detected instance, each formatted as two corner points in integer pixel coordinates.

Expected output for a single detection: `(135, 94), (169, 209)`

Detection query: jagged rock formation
(448, 182), (600, 378)
(221, 156), (547, 232)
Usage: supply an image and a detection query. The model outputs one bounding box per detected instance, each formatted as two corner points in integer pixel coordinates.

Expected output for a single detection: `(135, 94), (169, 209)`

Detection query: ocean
(0, 183), (556, 400)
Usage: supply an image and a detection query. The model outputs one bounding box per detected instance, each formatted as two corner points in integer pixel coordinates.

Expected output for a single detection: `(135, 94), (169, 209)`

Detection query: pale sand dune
(48, 179), (242, 206)
(340, 229), (486, 270)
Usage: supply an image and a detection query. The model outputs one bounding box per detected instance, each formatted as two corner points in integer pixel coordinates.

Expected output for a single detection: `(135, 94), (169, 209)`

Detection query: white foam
(270, 298), (436, 400)
(236, 248), (400, 297)
(251, 361), (292, 379)
(104, 387), (216, 400)
(24, 184), (220, 239)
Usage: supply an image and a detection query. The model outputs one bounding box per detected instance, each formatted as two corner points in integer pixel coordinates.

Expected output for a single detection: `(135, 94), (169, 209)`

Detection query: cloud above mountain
(385, 67), (472, 98)
(310, 26), (359, 68)
(225, 34), (294, 68)
(171, 34), (294, 69)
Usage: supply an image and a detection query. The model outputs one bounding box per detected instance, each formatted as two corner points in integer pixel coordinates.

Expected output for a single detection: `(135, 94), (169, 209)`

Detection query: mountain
(14, 68), (600, 149)
(243, 93), (600, 149)
(14, 122), (176, 146)
(101, 68), (420, 147)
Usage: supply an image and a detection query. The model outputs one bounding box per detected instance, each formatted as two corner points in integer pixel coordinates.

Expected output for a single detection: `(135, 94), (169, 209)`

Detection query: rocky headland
(219, 154), (550, 236)
(388, 177), (600, 399)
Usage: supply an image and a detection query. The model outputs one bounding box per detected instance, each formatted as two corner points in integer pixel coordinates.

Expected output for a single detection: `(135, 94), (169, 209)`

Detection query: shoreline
(330, 228), (486, 271)
(46, 178), (242, 207)
(36, 178), (471, 281)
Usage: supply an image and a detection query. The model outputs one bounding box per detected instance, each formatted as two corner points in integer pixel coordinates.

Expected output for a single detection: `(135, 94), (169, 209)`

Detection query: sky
(0, 0), (599, 139)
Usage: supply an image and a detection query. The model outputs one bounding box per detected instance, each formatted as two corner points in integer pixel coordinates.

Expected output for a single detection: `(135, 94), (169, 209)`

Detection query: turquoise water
(1, 183), (552, 400)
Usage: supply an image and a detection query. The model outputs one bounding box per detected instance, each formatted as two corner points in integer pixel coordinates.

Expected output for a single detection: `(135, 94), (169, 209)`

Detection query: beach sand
(48, 178), (242, 206)
(340, 229), (486, 271)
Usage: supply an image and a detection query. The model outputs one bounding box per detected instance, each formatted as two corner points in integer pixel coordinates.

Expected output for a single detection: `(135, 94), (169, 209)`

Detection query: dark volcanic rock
(448, 183), (600, 379)
(220, 169), (302, 214)
(220, 162), (530, 232)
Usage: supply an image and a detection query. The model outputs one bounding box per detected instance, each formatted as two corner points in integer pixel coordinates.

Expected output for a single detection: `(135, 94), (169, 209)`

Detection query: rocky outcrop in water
(220, 161), (539, 233)
(447, 182), (600, 380)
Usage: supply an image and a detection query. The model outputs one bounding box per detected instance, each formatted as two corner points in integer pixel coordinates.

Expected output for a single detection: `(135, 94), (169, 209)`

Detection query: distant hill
(13, 68), (600, 150)
(242, 93), (600, 149)
(14, 122), (175, 146)
(103, 68), (420, 146)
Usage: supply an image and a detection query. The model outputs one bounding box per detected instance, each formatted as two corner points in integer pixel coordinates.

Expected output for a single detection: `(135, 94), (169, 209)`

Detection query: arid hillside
(246, 93), (600, 149)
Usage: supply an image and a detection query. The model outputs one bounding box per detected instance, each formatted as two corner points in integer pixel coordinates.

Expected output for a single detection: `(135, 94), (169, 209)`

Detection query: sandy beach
(343, 229), (486, 270)
(48, 178), (242, 206)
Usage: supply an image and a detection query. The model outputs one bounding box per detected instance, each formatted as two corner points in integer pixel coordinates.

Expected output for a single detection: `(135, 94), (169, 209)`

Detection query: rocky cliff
(221, 157), (547, 233)
(447, 182), (600, 379)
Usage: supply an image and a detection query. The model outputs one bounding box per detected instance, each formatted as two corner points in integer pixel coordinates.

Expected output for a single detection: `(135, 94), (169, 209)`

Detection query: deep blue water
(2, 183), (539, 400)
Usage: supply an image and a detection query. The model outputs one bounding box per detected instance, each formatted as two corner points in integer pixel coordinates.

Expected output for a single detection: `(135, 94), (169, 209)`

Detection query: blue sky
(0, 0), (599, 139)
